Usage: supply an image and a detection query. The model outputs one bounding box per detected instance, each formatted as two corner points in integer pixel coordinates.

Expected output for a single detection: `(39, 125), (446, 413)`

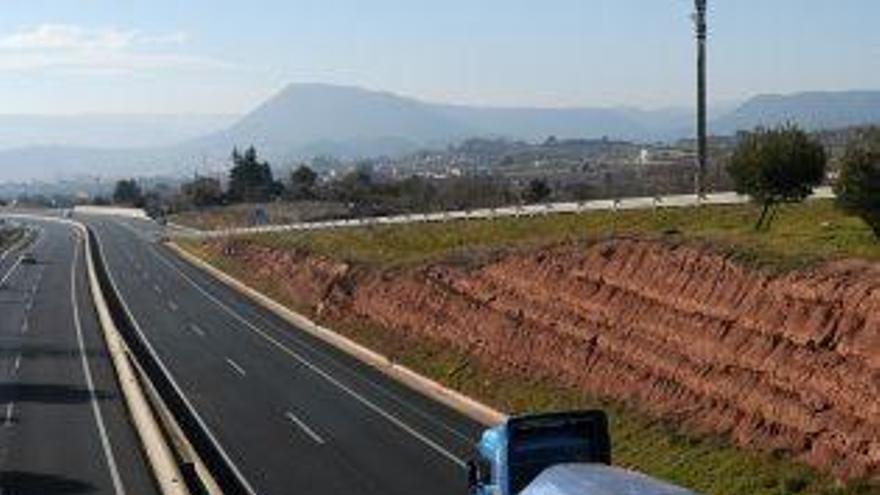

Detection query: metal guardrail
(88, 228), (250, 495)
(170, 187), (835, 239)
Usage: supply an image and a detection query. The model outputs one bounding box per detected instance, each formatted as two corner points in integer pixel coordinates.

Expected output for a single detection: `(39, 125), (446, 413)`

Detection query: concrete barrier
(171, 186), (836, 240)
(74, 205), (149, 219)
(2, 213), (190, 495)
(83, 226), (191, 495)
(168, 242), (507, 427)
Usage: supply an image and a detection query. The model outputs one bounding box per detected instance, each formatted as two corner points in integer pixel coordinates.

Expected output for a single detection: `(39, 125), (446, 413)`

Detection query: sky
(0, 0), (877, 115)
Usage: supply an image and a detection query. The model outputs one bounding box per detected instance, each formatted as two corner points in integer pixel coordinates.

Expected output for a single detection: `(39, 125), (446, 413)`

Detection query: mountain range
(1, 84), (879, 183)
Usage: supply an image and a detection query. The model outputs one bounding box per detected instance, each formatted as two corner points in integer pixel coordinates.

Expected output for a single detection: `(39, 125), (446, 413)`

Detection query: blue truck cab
(468, 410), (697, 495)
(468, 410), (612, 495)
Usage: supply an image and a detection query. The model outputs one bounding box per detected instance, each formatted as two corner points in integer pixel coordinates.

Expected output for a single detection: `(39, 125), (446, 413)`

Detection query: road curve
(84, 215), (485, 495)
(0, 217), (157, 494)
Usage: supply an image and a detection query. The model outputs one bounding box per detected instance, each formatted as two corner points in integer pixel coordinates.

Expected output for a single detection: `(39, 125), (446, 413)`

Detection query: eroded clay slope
(204, 238), (880, 478)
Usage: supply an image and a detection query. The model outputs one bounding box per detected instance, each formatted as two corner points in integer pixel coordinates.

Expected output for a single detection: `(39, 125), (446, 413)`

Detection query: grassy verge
(169, 201), (349, 231)
(178, 237), (879, 495)
(224, 199), (878, 272)
(0, 226), (25, 253)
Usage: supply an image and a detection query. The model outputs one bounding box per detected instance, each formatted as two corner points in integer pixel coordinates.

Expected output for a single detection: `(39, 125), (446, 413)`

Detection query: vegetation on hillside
(218, 199), (878, 272)
(727, 125), (827, 230)
(179, 198), (880, 495)
(835, 127), (880, 239)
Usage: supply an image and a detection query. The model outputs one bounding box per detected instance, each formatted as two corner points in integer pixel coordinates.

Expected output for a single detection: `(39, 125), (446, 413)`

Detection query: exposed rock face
(204, 238), (880, 478)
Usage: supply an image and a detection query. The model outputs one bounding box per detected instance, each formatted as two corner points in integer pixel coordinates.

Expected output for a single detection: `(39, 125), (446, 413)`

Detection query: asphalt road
(0, 217), (157, 494)
(83, 215), (486, 495)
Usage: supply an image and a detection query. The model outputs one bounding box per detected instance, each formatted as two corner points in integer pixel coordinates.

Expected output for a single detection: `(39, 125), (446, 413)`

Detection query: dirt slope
(203, 237), (880, 479)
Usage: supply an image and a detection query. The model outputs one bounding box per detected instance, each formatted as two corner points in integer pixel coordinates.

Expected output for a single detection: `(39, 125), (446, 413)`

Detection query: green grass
(176, 199), (880, 494)
(170, 201), (349, 230)
(309, 319), (878, 495)
(0, 227), (25, 252)
(226, 199), (878, 272)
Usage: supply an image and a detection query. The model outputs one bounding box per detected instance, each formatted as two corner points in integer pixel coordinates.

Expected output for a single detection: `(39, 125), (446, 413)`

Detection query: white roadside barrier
(168, 242), (507, 427)
(173, 187), (835, 239)
(2, 213), (191, 495)
(74, 205), (149, 219)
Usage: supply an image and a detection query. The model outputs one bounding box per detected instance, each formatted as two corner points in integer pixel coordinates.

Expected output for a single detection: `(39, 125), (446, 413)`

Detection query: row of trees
(170, 146), (559, 215)
(727, 124), (878, 236)
(110, 126), (877, 239)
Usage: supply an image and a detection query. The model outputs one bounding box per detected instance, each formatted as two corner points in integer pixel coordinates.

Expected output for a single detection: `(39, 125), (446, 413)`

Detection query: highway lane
(85, 215), (486, 495)
(0, 218), (157, 495)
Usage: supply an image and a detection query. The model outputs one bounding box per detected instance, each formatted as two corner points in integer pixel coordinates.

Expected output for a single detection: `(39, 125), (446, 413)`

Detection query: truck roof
(520, 464), (698, 495)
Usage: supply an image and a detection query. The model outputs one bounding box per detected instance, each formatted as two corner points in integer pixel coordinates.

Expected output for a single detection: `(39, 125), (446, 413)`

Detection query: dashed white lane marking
(225, 357), (247, 377)
(92, 229), (259, 495)
(189, 323), (206, 337)
(285, 411), (326, 445)
(12, 354), (21, 374)
(3, 403), (14, 427)
(20, 318), (28, 334)
(153, 284), (162, 294)
(151, 247), (467, 468)
(167, 300), (178, 312)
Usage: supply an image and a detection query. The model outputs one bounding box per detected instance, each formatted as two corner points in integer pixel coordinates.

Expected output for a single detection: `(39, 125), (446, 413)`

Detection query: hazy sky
(1, 0), (877, 114)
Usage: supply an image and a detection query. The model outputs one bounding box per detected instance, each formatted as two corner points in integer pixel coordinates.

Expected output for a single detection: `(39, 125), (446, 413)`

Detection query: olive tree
(835, 127), (880, 239)
(727, 125), (826, 230)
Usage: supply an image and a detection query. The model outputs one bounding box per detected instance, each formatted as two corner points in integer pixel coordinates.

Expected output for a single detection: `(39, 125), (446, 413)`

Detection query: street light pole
(694, 0), (708, 198)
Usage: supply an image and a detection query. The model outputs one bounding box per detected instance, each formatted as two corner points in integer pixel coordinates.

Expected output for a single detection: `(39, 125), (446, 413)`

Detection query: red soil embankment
(204, 237), (880, 479)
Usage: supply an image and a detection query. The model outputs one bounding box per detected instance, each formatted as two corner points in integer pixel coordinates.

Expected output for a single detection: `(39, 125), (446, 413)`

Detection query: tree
(112, 179), (144, 206)
(288, 165), (318, 200)
(523, 178), (552, 204)
(334, 163), (374, 203)
(727, 125), (826, 230)
(835, 128), (880, 239)
(182, 176), (224, 207)
(227, 146), (279, 203)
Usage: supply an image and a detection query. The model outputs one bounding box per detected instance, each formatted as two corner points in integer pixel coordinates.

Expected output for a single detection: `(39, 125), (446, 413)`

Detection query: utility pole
(694, 0), (708, 198)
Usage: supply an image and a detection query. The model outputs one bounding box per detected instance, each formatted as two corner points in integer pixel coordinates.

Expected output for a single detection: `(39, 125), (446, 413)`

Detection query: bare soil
(199, 236), (880, 479)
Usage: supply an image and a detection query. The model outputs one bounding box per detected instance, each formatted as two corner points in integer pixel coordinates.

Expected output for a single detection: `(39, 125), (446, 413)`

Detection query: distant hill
(189, 84), (695, 161)
(1, 85), (879, 183)
(712, 90), (880, 134)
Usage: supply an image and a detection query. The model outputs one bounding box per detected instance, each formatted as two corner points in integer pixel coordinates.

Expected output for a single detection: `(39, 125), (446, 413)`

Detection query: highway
(0, 218), (156, 494)
(83, 215), (485, 495)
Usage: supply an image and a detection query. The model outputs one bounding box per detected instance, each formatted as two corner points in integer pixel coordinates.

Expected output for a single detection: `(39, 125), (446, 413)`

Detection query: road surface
(83, 215), (485, 495)
(0, 217), (157, 494)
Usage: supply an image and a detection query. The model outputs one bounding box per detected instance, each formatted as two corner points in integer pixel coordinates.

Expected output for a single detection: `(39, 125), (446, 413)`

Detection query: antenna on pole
(694, 0), (708, 199)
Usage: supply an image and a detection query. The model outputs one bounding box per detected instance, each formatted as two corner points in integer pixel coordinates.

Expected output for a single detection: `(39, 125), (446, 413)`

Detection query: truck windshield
(507, 413), (609, 493)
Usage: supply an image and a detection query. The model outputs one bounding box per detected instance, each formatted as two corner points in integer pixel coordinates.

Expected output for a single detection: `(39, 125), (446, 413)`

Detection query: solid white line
(0, 256), (22, 289)
(225, 357), (246, 377)
(70, 236), (127, 495)
(92, 229), (260, 495)
(204, 283), (474, 444)
(150, 246), (467, 468)
(284, 411), (325, 444)
(0, 228), (45, 289)
(0, 228), (33, 263)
